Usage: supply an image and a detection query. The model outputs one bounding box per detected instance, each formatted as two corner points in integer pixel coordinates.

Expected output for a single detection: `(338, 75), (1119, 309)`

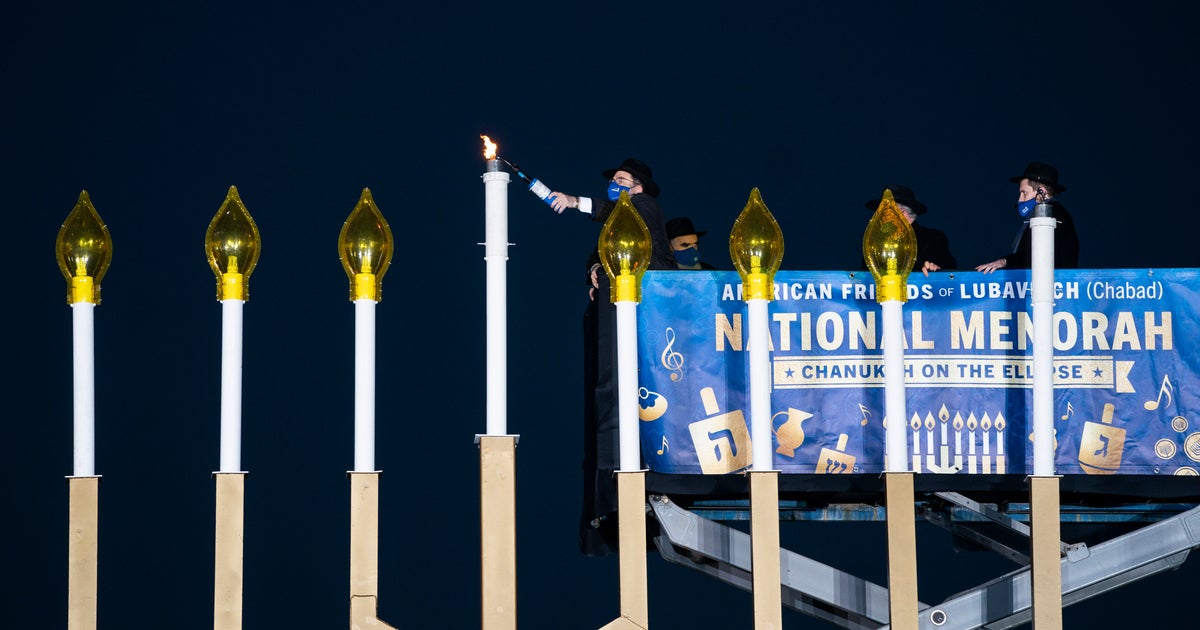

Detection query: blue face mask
(1016, 198), (1038, 218)
(674, 247), (701, 266)
(607, 182), (630, 201)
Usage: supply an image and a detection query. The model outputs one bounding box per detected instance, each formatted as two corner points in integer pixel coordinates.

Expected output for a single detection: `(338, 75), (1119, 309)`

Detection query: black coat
(860, 221), (957, 272)
(584, 192), (676, 281)
(912, 222), (957, 270)
(1003, 200), (1079, 269)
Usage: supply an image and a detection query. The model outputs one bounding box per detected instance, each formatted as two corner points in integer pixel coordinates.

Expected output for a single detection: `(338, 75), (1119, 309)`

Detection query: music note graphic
(660, 327), (685, 382)
(1145, 375), (1174, 411)
(859, 403), (871, 426)
(656, 435), (669, 455)
(1060, 401), (1074, 420)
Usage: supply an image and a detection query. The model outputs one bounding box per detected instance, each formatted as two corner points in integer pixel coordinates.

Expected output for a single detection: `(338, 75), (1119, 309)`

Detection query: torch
(1028, 190), (1063, 626)
(337, 188), (400, 630)
(481, 135), (558, 208)
(204, 185), (261, 630)
(56, 190), (112, 630)
(205, 186), (261, 474)
(597, 190), (651, 627)
(479, 135), (518, 628)
(863, 188), (919, 628)
(729, 187), (784, 628)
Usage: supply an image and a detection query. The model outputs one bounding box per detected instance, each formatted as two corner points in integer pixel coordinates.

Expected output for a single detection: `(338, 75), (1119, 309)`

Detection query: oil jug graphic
(771, 407), (811, 457)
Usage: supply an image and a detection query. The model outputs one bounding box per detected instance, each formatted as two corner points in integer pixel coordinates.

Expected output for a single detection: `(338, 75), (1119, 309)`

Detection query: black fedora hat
(666, 217), (707, 240)
(1010, 161), (1066, 193)
(864, 184), (927, 215)
(602, 157), (660, 198)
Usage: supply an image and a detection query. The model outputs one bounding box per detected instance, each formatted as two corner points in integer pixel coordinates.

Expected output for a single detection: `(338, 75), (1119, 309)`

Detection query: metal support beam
(650, 495), (900, 628)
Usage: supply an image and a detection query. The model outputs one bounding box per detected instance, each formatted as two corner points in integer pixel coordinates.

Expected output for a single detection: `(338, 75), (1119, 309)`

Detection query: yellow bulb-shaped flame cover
(598, 191), (652, 303)
(205, 186), (262, 302)
(862, 188), (917, 303)
(729, 188), (784, 301)
(56, 191), (113, 305)
(338, 188), (394, 302)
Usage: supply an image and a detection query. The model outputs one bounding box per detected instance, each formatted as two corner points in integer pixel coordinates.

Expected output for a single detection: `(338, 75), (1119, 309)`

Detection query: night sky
(8, 2), (1200, 628)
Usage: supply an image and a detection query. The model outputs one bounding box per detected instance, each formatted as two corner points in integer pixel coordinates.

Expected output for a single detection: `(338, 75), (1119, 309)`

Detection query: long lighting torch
(480, 135), (558, 209)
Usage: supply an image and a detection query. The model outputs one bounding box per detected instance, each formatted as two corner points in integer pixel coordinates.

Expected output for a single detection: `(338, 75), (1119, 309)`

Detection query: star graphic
(1093, 367), (1103, 377)
(785, 367), (795, 379)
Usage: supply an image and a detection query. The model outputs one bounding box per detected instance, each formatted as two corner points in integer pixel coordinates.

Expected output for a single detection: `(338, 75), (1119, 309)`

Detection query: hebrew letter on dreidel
(1078, 403), (1126, 474)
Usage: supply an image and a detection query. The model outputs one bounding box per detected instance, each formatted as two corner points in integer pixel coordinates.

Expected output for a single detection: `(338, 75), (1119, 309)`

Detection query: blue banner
(635, 269), (1200, 476)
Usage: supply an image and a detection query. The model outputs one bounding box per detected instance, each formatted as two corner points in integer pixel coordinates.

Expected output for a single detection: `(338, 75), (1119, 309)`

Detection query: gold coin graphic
(1172, 416), (1189, 432)
(1155, 439), (1177, 459)
(1184, 433), (1200, 463)
(1174, 467), (1198, 476)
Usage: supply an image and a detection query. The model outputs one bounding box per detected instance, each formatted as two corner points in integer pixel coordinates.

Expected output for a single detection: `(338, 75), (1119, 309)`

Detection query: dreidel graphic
(815, 433), (856, 474)
(687, 386), (753, 474)
(1078, 402), (1126, 474)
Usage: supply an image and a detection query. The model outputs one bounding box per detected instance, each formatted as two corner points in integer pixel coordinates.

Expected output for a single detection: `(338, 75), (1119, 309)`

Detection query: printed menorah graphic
(906, 405), (1007, 474)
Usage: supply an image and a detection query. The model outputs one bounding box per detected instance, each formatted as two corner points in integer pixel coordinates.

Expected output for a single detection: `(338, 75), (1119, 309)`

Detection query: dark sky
(8, 2), (1200, 628)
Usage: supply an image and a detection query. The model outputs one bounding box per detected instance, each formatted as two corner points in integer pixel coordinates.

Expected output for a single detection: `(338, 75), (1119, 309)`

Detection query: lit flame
(481, 134), (497, 160)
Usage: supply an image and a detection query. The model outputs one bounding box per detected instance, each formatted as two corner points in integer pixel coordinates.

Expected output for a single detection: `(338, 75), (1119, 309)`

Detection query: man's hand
(549, 192), (576, 214)
(920, 260), (941, 277)
(975, 258), (1007, 274)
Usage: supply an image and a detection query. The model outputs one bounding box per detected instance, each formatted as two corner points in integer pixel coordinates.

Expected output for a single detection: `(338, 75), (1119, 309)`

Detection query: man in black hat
(666, 216), (719, 270)
(975, 161), (1079, 273)
(549, 157), (674, 556)
(549, 157), (676, 274)
(864, 185), (957, 275)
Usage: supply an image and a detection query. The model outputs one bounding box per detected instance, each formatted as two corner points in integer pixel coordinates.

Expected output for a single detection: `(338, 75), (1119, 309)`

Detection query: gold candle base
(885, 472), (918, 630)
(349, 472), (397, 630)
(214, 472), (246, 630)
(1030, 475), (1064, 629)
(600, 471), (649, 630)
(750, 470), (782, 630)
(479, 436), (517, 630)
(68, 476), (100, 630)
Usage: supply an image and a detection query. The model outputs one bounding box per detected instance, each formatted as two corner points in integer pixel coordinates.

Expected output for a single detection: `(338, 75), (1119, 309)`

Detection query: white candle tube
(219, 299), (245, 472)
(748, 298), (773, 471)
(926, 424), (934, 454)
(955, 430), (962, 455)
(72, 302), (96, 477)
(912, 425), (920, 456)
(616, 300), (641, 472)
(354, 299), (376, 472)
(969, 431), (976, 455)
(882, 300), (907, 472)
(483, 163), (509, 436)
(997, 428), (1005, 456)
(941, 420), (947, 446)
(1031, 212), (1057, 475)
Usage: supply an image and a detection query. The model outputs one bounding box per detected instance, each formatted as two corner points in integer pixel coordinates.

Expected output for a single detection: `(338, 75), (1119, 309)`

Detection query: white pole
(883, 300), (908, 471)
(748, 298), (772, 471)
(483, 161), (509, 436)
(1031, 207), (1057, 475)
(219, 299), (244, 472)
(354, 299), (376, 472)
(616, 300), (641, 471)
(72, 302), (96, 477)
